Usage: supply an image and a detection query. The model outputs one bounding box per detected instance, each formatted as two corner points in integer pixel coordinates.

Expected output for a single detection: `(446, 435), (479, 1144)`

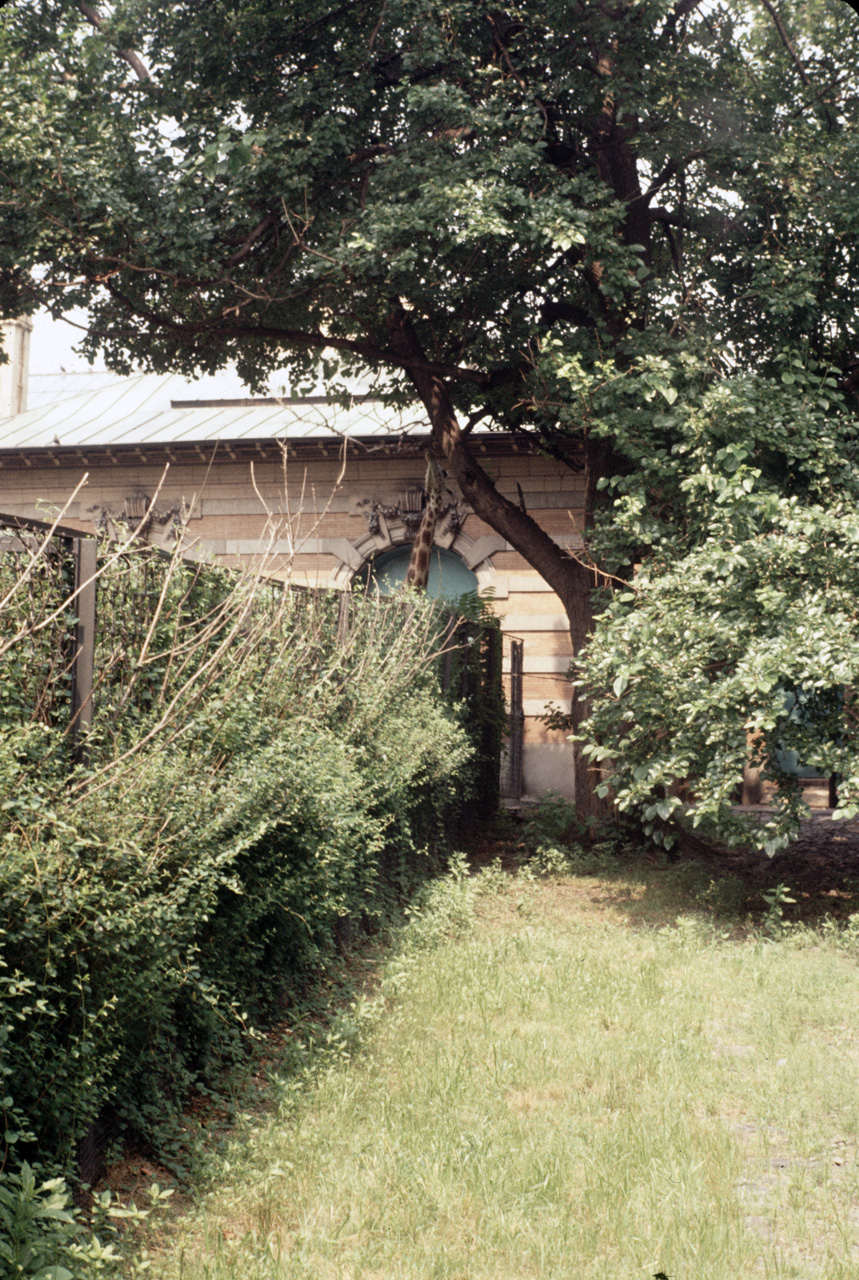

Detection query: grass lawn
(135, 842), (859, 1280)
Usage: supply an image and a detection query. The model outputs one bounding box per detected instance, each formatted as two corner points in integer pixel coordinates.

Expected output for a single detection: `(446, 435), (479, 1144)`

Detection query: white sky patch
(30, 309), (106, 375)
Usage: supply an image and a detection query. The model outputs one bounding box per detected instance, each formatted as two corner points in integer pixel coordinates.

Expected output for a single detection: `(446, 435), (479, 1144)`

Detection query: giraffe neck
(405, 455), (444, 591)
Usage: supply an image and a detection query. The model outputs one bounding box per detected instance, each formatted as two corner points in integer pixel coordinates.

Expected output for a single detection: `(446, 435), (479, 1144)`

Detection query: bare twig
(0, 473), (90, 618)
(642, 151), (706, 203)
(565, 516), (636, 591)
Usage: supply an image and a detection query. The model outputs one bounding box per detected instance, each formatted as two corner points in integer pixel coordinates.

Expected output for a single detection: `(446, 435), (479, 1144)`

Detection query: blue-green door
(357, 546), (478, 602)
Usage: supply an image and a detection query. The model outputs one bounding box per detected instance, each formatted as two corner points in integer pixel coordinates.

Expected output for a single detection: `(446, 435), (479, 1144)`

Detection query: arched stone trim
(326, 523), (504, 594)
(448, 531), (503, 595)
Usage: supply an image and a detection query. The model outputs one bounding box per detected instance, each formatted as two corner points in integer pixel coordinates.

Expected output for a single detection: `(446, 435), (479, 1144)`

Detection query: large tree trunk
(384, 63), (650, 824)
(388, 311), (607, 825)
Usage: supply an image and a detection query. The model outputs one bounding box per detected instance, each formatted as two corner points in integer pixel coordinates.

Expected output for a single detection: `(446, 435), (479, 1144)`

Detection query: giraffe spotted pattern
(405, 452), (445, 591)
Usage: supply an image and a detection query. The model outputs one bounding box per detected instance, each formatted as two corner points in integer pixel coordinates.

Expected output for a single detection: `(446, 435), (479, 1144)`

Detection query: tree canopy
(2, 0), (859, 837)
(577, 350), (859, 849)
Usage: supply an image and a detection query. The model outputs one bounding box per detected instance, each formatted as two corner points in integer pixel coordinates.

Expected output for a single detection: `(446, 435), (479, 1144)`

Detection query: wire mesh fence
(0, 529), (78, 731)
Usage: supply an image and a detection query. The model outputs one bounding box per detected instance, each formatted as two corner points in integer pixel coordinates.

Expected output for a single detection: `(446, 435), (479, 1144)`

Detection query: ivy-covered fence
(0, 522), (500, 1204)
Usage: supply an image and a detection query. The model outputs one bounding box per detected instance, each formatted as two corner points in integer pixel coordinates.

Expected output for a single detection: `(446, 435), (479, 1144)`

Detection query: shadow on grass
(471, 814), (859, 934)
(570, 847), (859, 932)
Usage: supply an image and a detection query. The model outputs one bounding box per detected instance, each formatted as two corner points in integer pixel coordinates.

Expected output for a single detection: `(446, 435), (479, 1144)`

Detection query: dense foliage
(572, 353), (859, 850)
(3, 0), (857, 393)
(3, 0), (859, 832)
(0, 533), (481, 1221)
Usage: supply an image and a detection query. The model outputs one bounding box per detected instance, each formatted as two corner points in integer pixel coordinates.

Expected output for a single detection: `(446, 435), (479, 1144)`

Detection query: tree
(2, 0), (859, 823)
(571, 349), (859, 851)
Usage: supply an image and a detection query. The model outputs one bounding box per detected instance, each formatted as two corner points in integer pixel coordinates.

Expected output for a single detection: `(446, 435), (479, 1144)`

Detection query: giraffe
(404, 451), (446, 591)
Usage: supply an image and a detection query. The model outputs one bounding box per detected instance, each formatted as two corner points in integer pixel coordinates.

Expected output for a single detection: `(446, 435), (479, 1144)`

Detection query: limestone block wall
(0, 442), (581, 798)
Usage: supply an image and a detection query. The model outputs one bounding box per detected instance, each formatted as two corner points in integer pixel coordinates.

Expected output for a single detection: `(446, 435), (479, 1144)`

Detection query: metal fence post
(506, 638), (524, 800)
(70, 538), (97, 754)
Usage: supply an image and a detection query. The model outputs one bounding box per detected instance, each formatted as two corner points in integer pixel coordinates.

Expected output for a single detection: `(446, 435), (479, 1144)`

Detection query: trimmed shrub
(0, 541), (480, 1200)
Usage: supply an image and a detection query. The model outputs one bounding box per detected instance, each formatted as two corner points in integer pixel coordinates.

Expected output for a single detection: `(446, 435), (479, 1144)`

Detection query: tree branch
(757, 0), (837, 129)
(386, 307), (582, 608)
(98, 280), (493, 385)
(540, 301), (598, 330)
(217, 323), (492, 385)
(367, 0), (388, 51)
(660, 0), (707, 42)
(642, 151), (706, 203)
(75, 2), (153, 83)
(486, 12), (527, 89)
(757, 0), (811, 87)
(224, 215), (276, 268)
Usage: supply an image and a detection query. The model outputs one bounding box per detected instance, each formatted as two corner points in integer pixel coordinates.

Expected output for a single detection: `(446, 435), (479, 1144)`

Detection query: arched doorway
(355, 544), (479, 601)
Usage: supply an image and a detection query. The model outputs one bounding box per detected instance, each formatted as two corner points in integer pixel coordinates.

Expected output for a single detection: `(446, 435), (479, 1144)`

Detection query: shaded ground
(691, 814), (859, 921)
(471, 812), (859, 925)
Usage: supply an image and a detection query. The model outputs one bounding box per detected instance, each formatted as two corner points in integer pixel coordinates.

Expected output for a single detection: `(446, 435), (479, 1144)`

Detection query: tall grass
(139, 854), (859, 1280)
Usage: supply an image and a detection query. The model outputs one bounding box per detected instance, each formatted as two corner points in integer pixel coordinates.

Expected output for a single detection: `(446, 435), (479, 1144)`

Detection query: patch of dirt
(464, 826), (525, 874)
(690, 814), (859, 921)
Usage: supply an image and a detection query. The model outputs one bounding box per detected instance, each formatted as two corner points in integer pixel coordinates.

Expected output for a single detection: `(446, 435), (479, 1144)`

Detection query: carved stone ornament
(122, 490), (153, 520)
(357, 484), (466, 540)
(89, 492), (185, 549)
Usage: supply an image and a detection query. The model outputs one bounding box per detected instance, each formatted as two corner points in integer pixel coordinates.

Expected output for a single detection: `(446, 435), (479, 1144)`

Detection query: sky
(29, 309), (107, 375)
(24, 307), (371, 401)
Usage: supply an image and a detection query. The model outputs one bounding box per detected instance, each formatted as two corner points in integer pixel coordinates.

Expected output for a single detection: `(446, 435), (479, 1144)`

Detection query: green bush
(0, 1163), (120, 1279)
(0, 539), (484, 1220)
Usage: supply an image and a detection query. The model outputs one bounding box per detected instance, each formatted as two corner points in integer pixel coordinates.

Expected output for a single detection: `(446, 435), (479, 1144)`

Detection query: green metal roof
(0, 371), (430, 453)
